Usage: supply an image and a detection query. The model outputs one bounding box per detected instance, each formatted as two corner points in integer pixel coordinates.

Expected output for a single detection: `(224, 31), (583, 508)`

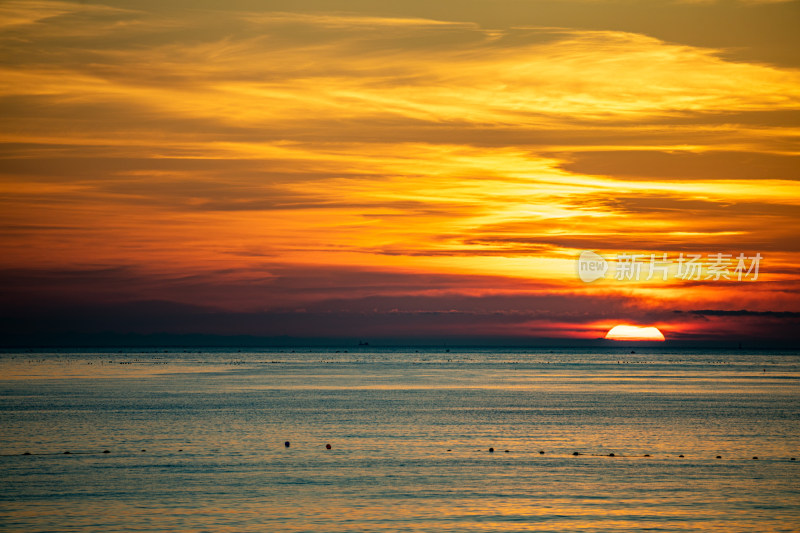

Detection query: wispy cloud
(1, 2), (798, 340)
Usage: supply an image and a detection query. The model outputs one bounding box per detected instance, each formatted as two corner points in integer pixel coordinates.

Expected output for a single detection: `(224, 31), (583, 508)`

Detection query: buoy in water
(284, 441), (290, 448)
(326, 444), (331, 450)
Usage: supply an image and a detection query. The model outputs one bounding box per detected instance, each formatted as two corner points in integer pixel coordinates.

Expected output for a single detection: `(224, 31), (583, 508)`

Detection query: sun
(605, 325), (665, 342)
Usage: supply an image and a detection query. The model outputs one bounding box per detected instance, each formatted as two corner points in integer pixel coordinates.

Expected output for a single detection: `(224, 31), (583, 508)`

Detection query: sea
(1, 347), (798, 532)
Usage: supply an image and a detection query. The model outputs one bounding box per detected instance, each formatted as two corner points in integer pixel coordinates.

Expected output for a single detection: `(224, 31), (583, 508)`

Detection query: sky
(1, 0), (799, 346)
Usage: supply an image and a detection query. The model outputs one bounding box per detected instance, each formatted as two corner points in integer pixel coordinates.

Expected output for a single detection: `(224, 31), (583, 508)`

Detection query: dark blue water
(1, 348), (798, 532)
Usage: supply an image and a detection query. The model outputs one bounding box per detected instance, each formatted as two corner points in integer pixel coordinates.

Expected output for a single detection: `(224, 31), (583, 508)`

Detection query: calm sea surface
(1, 348), (798, 532)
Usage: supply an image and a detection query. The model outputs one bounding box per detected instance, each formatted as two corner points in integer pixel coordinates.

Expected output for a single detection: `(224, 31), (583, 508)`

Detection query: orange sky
(1, 1), (799, 344)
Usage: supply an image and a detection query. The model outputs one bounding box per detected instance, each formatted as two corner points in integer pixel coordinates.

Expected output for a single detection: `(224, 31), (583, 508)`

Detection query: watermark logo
(577, 250), (609, 283)
(577, 251), (762, 283)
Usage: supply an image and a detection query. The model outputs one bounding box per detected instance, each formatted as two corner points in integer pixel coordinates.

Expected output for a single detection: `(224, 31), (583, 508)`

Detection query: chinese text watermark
(577, 251), (762, 283)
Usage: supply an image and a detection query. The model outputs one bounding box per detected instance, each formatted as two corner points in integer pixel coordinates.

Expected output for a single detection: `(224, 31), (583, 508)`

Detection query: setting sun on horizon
(0, 1), (799, 346)
(605, 325), (666, 342)
(2, 3), (800, 532)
